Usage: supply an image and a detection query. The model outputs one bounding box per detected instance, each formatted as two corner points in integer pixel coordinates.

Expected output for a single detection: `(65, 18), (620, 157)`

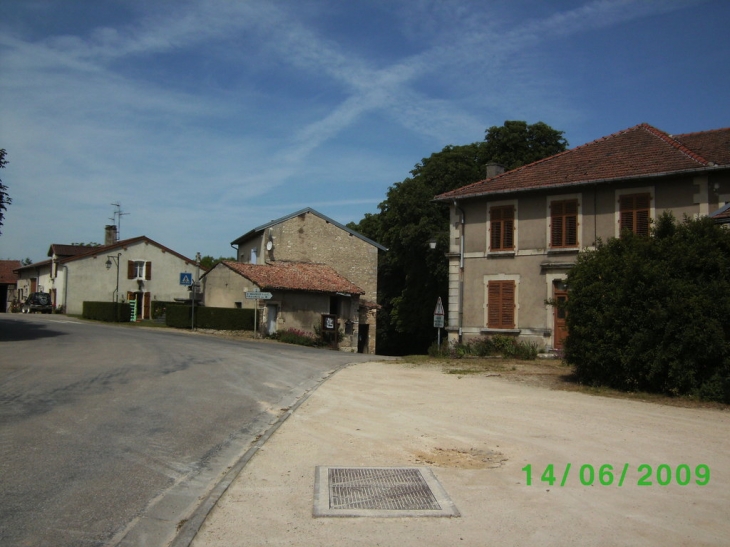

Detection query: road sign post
(246, 291), (273, 337)
(434, 297), (445, 350)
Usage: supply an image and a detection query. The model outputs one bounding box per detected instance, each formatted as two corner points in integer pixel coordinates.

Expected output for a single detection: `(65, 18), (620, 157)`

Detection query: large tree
(350, 121), (567, 355)
(0, 149), (9, 235)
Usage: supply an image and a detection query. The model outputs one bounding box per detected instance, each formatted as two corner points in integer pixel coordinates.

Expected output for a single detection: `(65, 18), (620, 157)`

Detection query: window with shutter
(487, 280), (515, 329)
(550, 199), (579, 248)
(490, 206), (515, 251)
(127, 260), (135, 279)
(619, 193), (651, 236)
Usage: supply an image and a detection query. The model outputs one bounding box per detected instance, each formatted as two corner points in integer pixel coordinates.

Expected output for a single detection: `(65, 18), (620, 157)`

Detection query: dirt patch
(402, 356), (730, 410)
(411, 447), (507, 469)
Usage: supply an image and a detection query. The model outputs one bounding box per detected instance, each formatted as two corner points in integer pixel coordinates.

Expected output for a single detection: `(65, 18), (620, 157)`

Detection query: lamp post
(105, 253), (122, 302)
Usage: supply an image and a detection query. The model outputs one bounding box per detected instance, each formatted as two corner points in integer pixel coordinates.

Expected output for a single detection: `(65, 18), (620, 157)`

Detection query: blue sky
(1, 0), (729, 262)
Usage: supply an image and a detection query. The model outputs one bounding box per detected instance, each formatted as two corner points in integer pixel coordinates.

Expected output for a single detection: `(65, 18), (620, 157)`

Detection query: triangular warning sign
(434, 297), (445, 316)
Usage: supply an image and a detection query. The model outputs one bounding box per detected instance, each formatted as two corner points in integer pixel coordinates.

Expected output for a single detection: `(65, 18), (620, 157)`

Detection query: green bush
(165, 305), (255, 330)
(427, 335), (537, 360)
(564, 213), (730, 403)
(82, 301), (131, 322)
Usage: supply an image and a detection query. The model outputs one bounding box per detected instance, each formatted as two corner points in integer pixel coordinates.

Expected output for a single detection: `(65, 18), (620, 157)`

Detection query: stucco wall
(451, 172), (730, 350)
(61, 241), (198, 316)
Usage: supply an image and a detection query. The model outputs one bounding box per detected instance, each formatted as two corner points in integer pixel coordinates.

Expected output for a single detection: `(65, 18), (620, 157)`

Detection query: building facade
(14, 235), (201, 319)
(435, 124), (730, 351)
(218, 208), (386, 353)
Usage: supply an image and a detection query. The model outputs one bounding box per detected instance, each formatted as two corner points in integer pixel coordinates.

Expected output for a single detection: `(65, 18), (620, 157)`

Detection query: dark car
(22, 292), (53, 314)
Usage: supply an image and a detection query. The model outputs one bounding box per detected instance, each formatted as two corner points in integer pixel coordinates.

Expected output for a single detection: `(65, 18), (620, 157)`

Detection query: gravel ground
(190, 360), (730, 547)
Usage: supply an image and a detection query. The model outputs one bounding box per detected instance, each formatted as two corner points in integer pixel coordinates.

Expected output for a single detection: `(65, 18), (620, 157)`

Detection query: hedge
(82, 301), (132, 322)
(165, 305), (255, 330)
(563, 213), (730, 403)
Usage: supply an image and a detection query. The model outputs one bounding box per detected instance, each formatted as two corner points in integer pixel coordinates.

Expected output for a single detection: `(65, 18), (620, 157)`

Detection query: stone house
(203, 260), (367, 350)
(14, 227), (201, 319)
(205, 207), (386, 353)
(434, 123), (730, 351)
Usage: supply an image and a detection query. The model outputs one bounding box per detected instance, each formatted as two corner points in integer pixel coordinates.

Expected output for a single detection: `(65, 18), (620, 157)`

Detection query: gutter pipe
(453, 200), (465, 342)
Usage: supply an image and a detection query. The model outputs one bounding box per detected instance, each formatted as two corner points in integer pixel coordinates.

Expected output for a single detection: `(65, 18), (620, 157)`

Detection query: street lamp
(428, 237), (438, 250)
(105, 253), (122, 302)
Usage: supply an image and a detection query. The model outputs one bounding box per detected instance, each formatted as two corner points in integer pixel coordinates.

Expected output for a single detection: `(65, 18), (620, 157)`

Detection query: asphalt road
(0, 314), (382, 547)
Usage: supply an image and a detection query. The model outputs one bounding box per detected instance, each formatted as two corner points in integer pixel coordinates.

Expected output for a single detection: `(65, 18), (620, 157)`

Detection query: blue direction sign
(180, 273), (193, 286)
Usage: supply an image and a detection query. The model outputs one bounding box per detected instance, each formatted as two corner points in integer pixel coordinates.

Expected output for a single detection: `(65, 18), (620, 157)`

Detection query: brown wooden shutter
(487, 282), (502, 327)
(551, 201), (564, 247)
(145, 261), (152, 280)
(565, 200), (578, 246)
(501, 281), (515, 328)
(635, 194), (651, 237)
(127, 260), (135, 279)
(490, 206), (515, 250)
(143, 292), (151, 319)
(619, 194), (650, 236)
(487, 280), (515, 329)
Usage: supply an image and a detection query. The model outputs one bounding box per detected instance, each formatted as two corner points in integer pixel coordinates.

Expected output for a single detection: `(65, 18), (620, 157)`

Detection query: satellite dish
(266, 241), (273, 251)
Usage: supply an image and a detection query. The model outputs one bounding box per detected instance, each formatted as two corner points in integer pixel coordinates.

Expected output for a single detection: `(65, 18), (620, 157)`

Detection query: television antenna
(110, 202), (130, 241)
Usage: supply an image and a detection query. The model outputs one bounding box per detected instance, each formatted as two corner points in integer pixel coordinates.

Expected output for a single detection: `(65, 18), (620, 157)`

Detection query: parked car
(22, 292), (53, 314)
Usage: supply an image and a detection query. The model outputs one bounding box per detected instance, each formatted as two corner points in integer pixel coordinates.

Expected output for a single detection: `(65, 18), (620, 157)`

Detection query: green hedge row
(165, 305), (255, 330)
(82, 301), (132, 322)
(564, 213), (730, 403)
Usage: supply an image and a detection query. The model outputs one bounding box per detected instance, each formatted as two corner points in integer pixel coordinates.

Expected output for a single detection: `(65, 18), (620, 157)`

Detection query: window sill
(480, 328), (521, 334)
(487, 251), (516, 258)
(547, 248), (579, 255)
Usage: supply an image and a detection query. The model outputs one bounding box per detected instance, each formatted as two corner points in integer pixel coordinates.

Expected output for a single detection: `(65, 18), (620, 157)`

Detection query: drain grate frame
(313, 466), (460, 518)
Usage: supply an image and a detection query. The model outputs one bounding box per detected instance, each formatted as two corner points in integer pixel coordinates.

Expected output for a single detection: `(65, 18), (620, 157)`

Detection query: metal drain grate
(313, 467), (460, 518)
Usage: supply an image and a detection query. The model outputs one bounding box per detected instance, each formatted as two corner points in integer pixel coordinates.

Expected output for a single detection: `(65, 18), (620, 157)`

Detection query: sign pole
(433, 296), (445, 351)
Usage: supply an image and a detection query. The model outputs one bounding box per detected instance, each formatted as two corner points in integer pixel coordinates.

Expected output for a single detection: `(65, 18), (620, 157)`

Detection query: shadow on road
(0, 317), (67, 342)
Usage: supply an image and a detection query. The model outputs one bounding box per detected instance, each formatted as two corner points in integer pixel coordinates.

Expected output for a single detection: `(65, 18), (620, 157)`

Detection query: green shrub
(427, 335), (537, 360)
(82, 301), (131, 322)
(165, 305), (255, 330)
(564, 213), (730, 403)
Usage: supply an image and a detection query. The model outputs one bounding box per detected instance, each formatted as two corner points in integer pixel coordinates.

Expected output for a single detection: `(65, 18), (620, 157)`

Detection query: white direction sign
(245, 291), (273, 300)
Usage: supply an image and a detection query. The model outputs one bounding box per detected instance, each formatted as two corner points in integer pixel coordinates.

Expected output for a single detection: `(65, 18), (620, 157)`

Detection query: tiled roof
(435, 124), (730, 201)
(710, 203), (730, 223)
(0, 260), (22, 284)
(219, 261), (365, 295)
(674, 128), (730, 166)
(48, 244), (95, 258)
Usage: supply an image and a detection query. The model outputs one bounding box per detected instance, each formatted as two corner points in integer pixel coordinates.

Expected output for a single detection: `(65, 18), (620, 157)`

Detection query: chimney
(486, 162), (505, 179)
(105, 225), (118, 246)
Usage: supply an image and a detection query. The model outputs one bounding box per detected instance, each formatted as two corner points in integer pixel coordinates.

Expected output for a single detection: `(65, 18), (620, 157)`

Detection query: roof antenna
(111, 202), (130, 242)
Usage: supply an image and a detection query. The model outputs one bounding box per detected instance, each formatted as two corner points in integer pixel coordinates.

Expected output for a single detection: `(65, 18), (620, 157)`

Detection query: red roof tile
(0, 260), (22, 284)
(48, 244), (95, 258)
(220, 261), (364, 295)
(436, 124), (730, 201)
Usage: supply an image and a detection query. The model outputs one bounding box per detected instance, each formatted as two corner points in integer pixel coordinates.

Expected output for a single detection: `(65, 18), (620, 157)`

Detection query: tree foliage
(0, 149), (9, 235)
(564, 213), (730, 403)
(199, 255), (236, 270)
(350, 121), (567, 355)
(483, 120), (568, 169)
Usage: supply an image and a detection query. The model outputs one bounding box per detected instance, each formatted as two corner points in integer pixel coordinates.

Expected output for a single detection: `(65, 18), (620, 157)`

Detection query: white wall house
(15, 236), (201, 319)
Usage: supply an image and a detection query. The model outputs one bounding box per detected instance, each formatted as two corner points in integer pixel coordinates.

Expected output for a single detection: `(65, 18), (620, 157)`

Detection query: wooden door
(553, 287), (568, 350)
